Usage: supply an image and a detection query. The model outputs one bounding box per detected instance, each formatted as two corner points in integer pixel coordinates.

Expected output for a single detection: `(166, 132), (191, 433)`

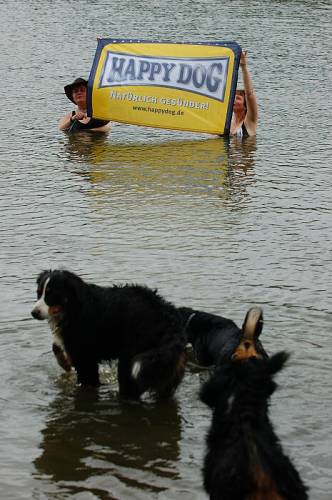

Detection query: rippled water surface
(0, 1), (331, 498)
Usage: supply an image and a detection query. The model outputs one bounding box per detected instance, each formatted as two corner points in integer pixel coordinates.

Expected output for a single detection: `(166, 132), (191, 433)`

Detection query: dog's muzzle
(31, 296), (50, 320)
(31, 307), (44, 320)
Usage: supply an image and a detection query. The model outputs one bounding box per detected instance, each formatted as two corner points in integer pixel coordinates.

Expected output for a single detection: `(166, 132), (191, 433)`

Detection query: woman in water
(58, 78), (111, 133)
(230, 51), (258, 138)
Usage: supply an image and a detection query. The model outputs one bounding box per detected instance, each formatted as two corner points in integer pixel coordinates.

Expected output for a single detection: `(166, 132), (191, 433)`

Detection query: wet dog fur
(200, 347), (308, 500)
(31, 269), (187, 399)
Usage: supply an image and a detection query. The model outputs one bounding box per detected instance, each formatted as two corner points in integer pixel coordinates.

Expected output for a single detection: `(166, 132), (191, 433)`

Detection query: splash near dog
(87, 39), (241, 135)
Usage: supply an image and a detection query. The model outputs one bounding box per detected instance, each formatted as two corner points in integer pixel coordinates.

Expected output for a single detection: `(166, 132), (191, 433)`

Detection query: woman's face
(233, 93), (245, 113)
(72, 85), (87, 106)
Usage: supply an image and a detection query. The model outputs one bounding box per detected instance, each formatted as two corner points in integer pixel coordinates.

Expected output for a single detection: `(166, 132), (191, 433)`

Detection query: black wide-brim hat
(64, 77), (88, 103)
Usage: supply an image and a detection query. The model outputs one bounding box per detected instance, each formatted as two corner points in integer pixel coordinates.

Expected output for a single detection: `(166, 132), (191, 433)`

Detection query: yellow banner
(87, 39), (241, 135)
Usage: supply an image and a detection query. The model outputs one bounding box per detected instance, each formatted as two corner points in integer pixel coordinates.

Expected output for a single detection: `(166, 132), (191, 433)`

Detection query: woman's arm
(58, 110), (86, 131)
(58, 112), (73, 131)
(241, 51), (258, 130)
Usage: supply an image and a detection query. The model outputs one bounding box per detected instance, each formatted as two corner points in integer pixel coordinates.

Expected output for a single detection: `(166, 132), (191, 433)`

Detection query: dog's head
(200, 351), (289, 409)
(31, 269), (82, 321)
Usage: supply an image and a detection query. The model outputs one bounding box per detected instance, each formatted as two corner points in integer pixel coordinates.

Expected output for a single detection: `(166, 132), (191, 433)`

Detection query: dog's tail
(232, 307), (264, 361)
(131, 336), (187, 398)
(242, 306), (264, 339)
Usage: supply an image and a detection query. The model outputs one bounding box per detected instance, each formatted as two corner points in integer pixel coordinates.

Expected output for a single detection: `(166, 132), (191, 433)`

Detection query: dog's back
(200, 353), (308, 500)
(84, 283), (182, 354)
(179, 306), (268, 366)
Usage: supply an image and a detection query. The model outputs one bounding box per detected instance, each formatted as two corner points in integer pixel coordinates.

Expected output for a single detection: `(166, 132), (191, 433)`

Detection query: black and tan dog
(200, 317), (308, 500)
(179, 306), (268, 367)
(31, 269), (187, 399)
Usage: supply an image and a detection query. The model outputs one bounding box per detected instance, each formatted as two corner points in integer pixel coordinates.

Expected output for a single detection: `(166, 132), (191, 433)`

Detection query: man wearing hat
(59, 77), (111, 132)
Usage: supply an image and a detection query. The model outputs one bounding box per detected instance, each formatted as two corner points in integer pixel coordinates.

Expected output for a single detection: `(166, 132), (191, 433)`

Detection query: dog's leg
(130, 346), (187, 399)
(75, 360), (100, 386)
(155, 350), (187, 399)
(52, 343), (72, 372)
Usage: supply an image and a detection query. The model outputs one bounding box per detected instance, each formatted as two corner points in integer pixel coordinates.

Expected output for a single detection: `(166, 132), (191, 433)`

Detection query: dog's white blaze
(32, 277), (50, 319)
(132, 361), (141, 379)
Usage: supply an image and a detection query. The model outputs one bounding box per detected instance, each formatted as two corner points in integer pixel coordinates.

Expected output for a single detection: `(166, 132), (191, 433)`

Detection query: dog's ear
(36, 270), (51, 286)
(59, 270), (83, 306)
(268, 351), (289, 375)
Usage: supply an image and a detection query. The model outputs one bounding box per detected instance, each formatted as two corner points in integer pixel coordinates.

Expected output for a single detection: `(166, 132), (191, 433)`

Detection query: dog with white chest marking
(31, 269), (187, 399)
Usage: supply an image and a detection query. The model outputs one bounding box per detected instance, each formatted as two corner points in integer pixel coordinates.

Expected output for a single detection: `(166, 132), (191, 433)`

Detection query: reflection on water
(63, 133), (229, 170)
(63, 133), (257, 201)
(33, 383), (182, 498)
(228, 136), (257, 173)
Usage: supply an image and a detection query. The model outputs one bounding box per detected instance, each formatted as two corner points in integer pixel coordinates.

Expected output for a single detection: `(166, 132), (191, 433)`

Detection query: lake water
(0, 0), (331, 498)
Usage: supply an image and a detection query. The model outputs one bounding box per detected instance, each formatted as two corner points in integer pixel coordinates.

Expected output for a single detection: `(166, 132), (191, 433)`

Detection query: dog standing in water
(179, 306), (268, 366)
(200, 312), (308, 500)
(31, 269), (187, 399)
